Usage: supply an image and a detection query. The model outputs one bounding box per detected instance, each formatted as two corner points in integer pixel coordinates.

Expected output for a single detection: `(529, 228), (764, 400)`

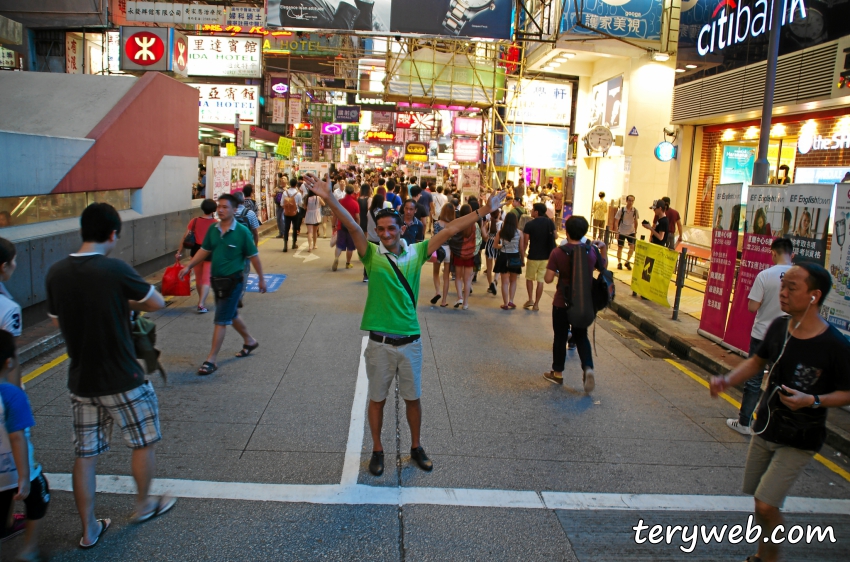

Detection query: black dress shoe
(410, 446), (433, 471)
(369, 451), (384, 476)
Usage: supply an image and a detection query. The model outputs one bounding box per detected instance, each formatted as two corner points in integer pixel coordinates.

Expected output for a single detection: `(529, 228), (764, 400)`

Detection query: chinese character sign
(187, 36), (261, 78)
(192, 83), (260, 125)
(825, 184), (850, 337)
(226, 5), (265, 28)
(0, 47), (17, 69)
(396, 112), (435, 130)
(334, 105), (361, 123)
(721, 186), (786, 352)
(698, 183), (743, 340)
(506, 79), (572, 127)
(66, 33), (83, 74)
(562, 0), (663, 40)
(453, 117), (483, 136)
(126, 2), (226, 24)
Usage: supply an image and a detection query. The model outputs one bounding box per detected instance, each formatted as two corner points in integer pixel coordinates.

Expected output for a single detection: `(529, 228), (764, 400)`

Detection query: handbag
(182, 218), (196, 249)
(210, 273), (243, 299)
(507, 254), (523, 268)
(161, 259), (191, 297)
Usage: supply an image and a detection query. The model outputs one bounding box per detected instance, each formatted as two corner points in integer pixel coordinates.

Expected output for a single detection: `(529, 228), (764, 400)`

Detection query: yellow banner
(226, 143), (237, 156)
(276, 137), (293, 157)
(630, 240), (679, 307)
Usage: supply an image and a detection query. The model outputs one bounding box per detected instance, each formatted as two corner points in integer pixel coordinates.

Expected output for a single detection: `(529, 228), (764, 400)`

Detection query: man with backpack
(543, 216), (608, 393)
(614, 195), (638, 270)
(233, 192), (260, 307)
(281, 178), (303, 252)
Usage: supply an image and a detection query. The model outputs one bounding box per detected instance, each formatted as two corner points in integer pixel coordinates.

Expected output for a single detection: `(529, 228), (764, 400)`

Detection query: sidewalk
(607, 275), (850, 456)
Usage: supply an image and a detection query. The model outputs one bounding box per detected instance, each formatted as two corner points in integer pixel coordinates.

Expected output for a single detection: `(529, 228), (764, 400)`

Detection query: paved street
(5, 234), (850, 561)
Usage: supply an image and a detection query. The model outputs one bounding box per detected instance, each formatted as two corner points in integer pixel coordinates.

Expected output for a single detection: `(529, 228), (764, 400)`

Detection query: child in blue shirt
(0, 330), (48, 561)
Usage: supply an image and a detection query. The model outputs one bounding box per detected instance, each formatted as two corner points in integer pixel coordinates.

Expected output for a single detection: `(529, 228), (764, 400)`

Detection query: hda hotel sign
(187, 36), (262, 78)
(696, 0), (808, 56)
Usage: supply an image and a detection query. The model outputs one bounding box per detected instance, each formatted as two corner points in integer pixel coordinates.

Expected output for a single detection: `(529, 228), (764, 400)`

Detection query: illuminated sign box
(364, 130), (397, 144)
(191, 83), (260, 125)
(454, 117), (483, 136)
(321, 123), (344, 135)
(404, 142), (429, 162)
(187, 36), (262, 78)
(453, 138), (481, 163)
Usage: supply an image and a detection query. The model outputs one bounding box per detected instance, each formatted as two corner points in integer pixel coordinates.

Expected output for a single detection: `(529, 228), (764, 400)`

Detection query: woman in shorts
(484, 210), (502, 295)
(493, 212), (522, 309)
(303, 188), (324, 252)
(431, 205), (455, 307)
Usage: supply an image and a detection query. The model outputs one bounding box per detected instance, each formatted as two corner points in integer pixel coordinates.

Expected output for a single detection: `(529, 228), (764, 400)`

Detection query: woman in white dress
(303, 188), (324, 252)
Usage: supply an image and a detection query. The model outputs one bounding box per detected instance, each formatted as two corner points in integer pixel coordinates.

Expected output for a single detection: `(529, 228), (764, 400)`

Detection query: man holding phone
(305, 172), (506, 477)
(642, 200), (669, 247)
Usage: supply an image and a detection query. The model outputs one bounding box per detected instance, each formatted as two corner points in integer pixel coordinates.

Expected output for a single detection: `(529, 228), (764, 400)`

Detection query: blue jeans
(214, 278), (244, 326)
(738, 336), (764, 426)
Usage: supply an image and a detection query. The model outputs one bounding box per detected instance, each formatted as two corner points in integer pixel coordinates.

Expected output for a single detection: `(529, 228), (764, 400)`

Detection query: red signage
(396, 112), (435, 130)
(453, 138), (481, 163)
(364, 130), (397, 144)
(173, 35), (188, 73)
(125, 31), (165, 66)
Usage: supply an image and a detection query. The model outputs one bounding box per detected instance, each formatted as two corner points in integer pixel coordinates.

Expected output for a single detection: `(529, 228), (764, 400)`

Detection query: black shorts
(0, 473), (50, 524)
(617, 233), (636, 246)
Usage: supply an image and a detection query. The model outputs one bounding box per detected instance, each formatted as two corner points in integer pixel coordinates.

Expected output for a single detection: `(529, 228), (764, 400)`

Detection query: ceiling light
(651, 52), (670, 62)
(685, 64), (697, 69)
(561, 52), (576, 59)
(675, 68), (686, 73)
(548, 61), (561, 67)
(199, 127), (213, 132)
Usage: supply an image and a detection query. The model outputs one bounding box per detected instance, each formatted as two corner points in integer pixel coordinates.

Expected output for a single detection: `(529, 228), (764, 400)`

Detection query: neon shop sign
(697, 0), (808, 57)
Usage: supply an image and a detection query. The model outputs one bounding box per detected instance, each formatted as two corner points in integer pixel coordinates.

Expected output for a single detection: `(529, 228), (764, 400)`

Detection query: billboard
(503, 125), (569, 169)
(265, 0), (512, 39)
(562, 0), (664, 40)
(187, 36), (262, 78)
(506, 79), (572, 127)
(588, 76), (623, 130)
(192, 84), (260, 125)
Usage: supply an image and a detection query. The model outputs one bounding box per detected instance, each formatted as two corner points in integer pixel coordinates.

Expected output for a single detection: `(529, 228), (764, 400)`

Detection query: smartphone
(775, 385), (792, 397)
(641, 220), (650, 226)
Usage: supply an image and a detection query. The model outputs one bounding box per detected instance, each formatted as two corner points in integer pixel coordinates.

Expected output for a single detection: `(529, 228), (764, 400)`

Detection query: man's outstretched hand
(304, 174), (330, 200)
(486, 191), (507, 214)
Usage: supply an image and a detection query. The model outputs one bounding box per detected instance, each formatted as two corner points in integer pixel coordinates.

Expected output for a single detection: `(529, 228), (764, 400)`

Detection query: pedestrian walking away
(430, 205), (455, 307)
(178, 193), (267, 376)
(333, 183), (361, 271)
(543, 215), (608, 393)
(305, 173), (506, 477)
(727, 237), (794, 436)
(614, 195), (638, 270)
(0, 237), (23, 387)
(45, 203), (174, 549)
(484, 210), (502, 296)
(522, 203), (556, 311)
(281, 179), (303, 252)
(493, 212), (522, 310)
(710, 263), (850, 562)
(449, 204), (481, 310)
(303, 188), (325, 252)
(176, 199), (217, 313)
(591, 192), (607, 239)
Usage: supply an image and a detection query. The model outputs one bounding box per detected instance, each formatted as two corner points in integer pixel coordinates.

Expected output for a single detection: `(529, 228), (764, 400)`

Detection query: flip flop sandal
(440, 302), (449, 307)
(453, 300), (463, 308)
(131, 495), (177, 525)
(235, 342), (259, 357)
(430, 294), (441, 304)
(197, 362), (217, 376)
(79, 518), (111, 549)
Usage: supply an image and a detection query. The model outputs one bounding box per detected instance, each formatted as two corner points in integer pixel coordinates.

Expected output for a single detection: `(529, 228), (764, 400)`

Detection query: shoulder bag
(182, 218), (197, 249)
(384, 254), (416, 311)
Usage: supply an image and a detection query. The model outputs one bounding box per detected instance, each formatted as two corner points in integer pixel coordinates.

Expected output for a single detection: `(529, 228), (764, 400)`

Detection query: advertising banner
(126, 2), (227, 25)
(698, 183), (743, 341)
(506, 79), (572, 126)
(562, 0), (663, 40)
(187, 36), (262, 78)
(335, 105), (361, 123)
(404, 142), (428, 162)
(299, 161), (331, 180)
(192, 84), (260, 125)
(630, 240), (679, 307)
(208, 157), (254, 200)
(720, 145), (756, 185)
(460, 169), (481, 198)
(721, 186), (786, 353)
(588, 76), (623, 130)
(786, 184), (833, 266)
(266, 0), (512, 39)
(276, 137), (294, 157)
(503, 125), (568, 169)
(454, 116), (483, 136)
(396, 112), (435, 130)
(453, 138), (481, 163)
(825, 183), (850, 336)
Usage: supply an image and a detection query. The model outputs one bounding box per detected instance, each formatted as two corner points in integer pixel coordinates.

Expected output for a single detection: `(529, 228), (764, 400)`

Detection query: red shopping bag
(161, 260), (191, 297)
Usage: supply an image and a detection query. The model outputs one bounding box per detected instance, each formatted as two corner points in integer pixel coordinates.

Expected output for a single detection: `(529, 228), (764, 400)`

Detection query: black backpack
(557, 243), (614, 329)
(234, 207), (250, 228)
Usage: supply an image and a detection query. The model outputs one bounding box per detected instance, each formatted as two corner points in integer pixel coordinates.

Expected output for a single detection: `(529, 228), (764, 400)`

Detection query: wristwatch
(811, 394), (821, 409)
(442, 0), (496, 35)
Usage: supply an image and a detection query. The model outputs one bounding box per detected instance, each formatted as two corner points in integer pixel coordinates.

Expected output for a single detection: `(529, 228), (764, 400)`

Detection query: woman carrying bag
(493, 212), (523, 309)
(176, 199), (217, 312)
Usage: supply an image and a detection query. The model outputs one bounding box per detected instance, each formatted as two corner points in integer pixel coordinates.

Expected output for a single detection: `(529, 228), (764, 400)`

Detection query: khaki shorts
(525, 259), (548, 282)
(742, 435), (815, 508)
(364, 338), (422, 402)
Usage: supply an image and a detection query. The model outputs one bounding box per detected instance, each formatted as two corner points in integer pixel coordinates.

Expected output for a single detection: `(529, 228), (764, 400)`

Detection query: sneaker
(345, 263), (353, 269)
(617, 263), (623, 270)
(487, 282), (496, 295)
(332, 258), (339, 271)
(583, 368), (595, 393)
(410, 446), (433, 471)
(543, 371), (563, 385)
(197, 306), (209, 314)
(625, 262), (632, 270)
(0, 514), (25, 542)
(369, 451), (384, 476)
(727, 419), (752, 436)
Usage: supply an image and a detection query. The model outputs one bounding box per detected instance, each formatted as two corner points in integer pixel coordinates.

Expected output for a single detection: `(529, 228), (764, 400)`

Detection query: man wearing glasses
(307, 174), (506, 476)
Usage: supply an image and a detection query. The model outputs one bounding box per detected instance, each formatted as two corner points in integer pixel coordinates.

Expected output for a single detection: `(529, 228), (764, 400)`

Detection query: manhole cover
(641, 348), (673, 359)
(612, 329), (646, 340)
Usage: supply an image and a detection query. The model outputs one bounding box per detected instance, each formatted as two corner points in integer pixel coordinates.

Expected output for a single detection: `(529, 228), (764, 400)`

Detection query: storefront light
(800, 119), (818, 136)
(651, 52), (670, 62)
(743, 126), (759, 140)
(721, 129), (736, 141)
(835, 116), (850, 134)
(685, 64), (697, 69)
(675, 68), (686, 73)
(770, 123), (786, 138)
(548, 61), (561, 67)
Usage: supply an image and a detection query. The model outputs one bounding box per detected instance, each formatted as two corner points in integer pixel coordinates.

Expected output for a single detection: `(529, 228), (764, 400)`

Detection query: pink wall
(53, 72), (198, 193)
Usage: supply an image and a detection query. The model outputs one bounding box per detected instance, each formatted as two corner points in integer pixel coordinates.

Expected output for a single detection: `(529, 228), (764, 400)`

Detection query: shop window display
(0, 190), (134, 229)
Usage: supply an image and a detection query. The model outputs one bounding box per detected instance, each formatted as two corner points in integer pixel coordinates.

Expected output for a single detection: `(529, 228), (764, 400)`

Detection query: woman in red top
(177, 199), (217, 313)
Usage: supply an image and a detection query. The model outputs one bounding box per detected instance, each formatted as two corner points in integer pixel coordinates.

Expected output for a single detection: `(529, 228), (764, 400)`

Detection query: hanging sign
(334, 105), (361, 124)
(192, 83), (260, 125)
(396, 112), (435, 130)
(453, 138), (481, 163)
(697, 183), (743, 341)
(187, 35), (262, 78)
(454, 117), (483, 136)
(404, 142), (429, 162)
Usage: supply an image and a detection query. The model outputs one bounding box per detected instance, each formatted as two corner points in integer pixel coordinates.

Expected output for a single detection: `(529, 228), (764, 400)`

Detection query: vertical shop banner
(721, 186), (786, 353)
(630, 241), (679, 307)
(459, 169), (480, 198)
(208, 157), (255, 200)
(698, 183), (743, 341)
(825, 183), (850, 336)
(786, 184), (833, 266)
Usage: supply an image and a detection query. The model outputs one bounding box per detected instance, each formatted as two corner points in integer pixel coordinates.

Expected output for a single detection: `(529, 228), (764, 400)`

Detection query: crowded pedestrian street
(3, 233), (848, 561)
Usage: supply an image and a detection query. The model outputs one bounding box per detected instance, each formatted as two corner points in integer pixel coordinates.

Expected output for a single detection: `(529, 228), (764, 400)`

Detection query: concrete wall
(0, 130), (94, 196)
(132, 155), (196, 216)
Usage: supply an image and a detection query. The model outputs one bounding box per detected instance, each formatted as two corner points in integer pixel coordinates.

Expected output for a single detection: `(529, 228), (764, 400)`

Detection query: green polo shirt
(360, 239), (430, 336)
(201, 220), (258, 277)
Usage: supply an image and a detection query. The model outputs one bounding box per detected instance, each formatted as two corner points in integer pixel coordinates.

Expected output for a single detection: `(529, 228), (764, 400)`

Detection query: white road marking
(40, 334), (850, 516)
(340, 336), (370, 486)
(292, 247), (320, 262)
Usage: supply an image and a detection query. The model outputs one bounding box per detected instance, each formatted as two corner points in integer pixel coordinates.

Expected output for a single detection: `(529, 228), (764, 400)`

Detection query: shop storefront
(690, 109), (850, 229)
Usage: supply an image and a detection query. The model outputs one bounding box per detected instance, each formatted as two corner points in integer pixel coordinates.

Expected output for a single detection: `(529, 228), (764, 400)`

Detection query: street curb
(608, 298), (850, 457)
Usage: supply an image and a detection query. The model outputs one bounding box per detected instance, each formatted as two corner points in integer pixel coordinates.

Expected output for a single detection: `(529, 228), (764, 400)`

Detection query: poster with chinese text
(824, 183), (850, 337)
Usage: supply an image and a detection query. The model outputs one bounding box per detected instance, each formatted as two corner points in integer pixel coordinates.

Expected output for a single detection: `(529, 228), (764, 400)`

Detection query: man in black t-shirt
(710, 263), (850, 562)
(46, 203), (175, 547)
(521, 203), (556, 311)
(642, 200), (668, 246)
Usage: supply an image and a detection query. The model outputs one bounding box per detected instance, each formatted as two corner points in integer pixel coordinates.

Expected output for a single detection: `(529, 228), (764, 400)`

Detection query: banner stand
(696, 329), (725, 346)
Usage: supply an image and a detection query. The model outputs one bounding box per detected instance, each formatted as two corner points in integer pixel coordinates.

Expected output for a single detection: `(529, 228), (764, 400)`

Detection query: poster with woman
(825, 183), (850, 337)
(721, 186), (786, 353)
(786, 184), (833, 266)
(698, 183), (743, 341)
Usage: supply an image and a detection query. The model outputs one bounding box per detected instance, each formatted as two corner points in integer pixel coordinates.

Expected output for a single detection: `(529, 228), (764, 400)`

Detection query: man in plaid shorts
(46, 203), (175, 549)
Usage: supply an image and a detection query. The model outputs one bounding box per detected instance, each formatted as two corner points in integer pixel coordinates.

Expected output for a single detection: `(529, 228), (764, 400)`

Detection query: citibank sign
(697, 0), (808, 57)
(797, 131), (850, 154)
